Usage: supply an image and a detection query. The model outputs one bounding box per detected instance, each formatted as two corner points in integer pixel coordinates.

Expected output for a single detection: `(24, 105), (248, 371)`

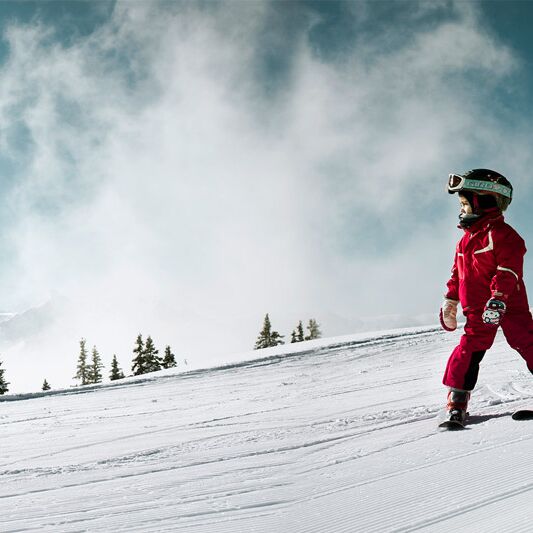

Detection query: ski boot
(439, 389), (470, 429)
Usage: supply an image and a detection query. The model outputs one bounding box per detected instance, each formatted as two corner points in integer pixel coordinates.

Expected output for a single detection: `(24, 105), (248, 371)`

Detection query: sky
(0, 0), (532, 390)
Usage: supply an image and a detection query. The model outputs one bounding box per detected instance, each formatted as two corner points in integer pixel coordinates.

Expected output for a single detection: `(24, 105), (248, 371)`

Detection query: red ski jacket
(445, 213), (530, 313)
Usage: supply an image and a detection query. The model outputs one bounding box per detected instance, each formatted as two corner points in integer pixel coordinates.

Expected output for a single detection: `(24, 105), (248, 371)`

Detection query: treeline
(74, 334), (180, 386)
(254, 314), (322, 349)
(0, 315), (321, 395)
(0, 334), (184, 396)
(131, 334), (177, 376)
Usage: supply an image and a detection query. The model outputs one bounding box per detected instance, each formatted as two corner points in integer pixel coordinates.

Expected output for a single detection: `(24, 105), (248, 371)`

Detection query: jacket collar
(461, 210), (503, 234)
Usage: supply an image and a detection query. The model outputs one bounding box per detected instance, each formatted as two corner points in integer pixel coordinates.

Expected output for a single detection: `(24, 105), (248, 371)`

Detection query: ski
(512, 409), (533, 421)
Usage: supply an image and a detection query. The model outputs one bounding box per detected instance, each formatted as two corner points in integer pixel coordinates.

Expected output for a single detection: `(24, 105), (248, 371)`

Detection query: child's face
(459, 195), (473, 215)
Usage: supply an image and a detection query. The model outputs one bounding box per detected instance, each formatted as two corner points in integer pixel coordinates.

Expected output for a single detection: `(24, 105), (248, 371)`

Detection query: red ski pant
(443, 309), (533, 391)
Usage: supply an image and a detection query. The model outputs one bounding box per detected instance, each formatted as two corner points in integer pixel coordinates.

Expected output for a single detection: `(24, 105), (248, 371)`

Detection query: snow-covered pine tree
(42, 379), (51, 391)
(162, 345), (177, 369)
(88, 346), (104, 384)
(254, 314), (284, 349)
(290, 330), (297, 343)
(132, 334), (146, 375)
(110, 355), (125, 381)
(74, 338), (89, 385)
(305, 319), (322, 340)
(144, 336), (161, 373)
(0, 360), (9, 395)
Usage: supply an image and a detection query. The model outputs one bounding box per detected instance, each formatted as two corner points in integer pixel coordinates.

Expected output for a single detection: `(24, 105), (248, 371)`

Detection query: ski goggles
(447, 174), (513, 199)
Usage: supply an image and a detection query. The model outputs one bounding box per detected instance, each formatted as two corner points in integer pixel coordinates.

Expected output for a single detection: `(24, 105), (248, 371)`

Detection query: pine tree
(144, 336), (161, 373)
(305, 319), (322, 340)
(297, 321), (305, 342)
(291, 321), (305, 343)
(162, 345), (177, 369)
(254, 314), (284, 349)
(0, 360), (9, 395)
(110, 355), (125, 381)
(87, 346), (104, 384)
(74, 338), (89, 385)
(255, 314), (272, 349)
(131, 334), (146, 376)
(42, 379), (51, 391)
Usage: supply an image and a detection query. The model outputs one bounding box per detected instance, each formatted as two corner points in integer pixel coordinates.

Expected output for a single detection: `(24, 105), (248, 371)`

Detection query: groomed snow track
(0, 326), (532, 532)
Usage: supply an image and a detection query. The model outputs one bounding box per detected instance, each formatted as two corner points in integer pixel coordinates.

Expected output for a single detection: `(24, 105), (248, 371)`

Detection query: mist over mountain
(0, 297), (439, 392)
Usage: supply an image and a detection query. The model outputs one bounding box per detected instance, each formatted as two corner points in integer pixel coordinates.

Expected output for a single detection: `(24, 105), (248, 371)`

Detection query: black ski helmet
(447, 169), (513, 212)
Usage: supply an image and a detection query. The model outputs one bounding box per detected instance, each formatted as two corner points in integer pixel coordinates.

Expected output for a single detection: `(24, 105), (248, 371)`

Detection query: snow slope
(0, 326), (532, 532)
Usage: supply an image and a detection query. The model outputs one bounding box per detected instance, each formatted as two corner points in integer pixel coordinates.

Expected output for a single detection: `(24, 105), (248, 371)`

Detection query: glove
(482, 299), (506, 326)
(440, 299), (458, 331)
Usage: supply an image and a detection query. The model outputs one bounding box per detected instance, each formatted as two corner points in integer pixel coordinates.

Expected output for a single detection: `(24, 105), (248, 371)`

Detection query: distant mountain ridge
(0, 300), (62, 344)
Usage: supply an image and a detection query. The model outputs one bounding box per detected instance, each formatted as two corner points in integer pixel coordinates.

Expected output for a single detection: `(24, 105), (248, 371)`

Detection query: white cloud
(0, 1), (526, 390)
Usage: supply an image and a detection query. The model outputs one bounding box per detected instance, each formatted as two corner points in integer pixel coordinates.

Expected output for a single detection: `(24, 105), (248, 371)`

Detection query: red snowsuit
(443, 211), (533, 391)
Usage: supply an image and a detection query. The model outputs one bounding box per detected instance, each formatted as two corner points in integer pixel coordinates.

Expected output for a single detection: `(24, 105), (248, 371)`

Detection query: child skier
(440, 169), (533, 426)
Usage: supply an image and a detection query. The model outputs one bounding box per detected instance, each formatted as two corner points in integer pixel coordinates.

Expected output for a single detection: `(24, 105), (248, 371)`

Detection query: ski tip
(512, 409), (533, 421)
(438, 420), (465, 430)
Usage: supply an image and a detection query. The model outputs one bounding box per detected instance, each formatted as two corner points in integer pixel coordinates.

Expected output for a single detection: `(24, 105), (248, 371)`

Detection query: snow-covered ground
(1, 325), (532, 532)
